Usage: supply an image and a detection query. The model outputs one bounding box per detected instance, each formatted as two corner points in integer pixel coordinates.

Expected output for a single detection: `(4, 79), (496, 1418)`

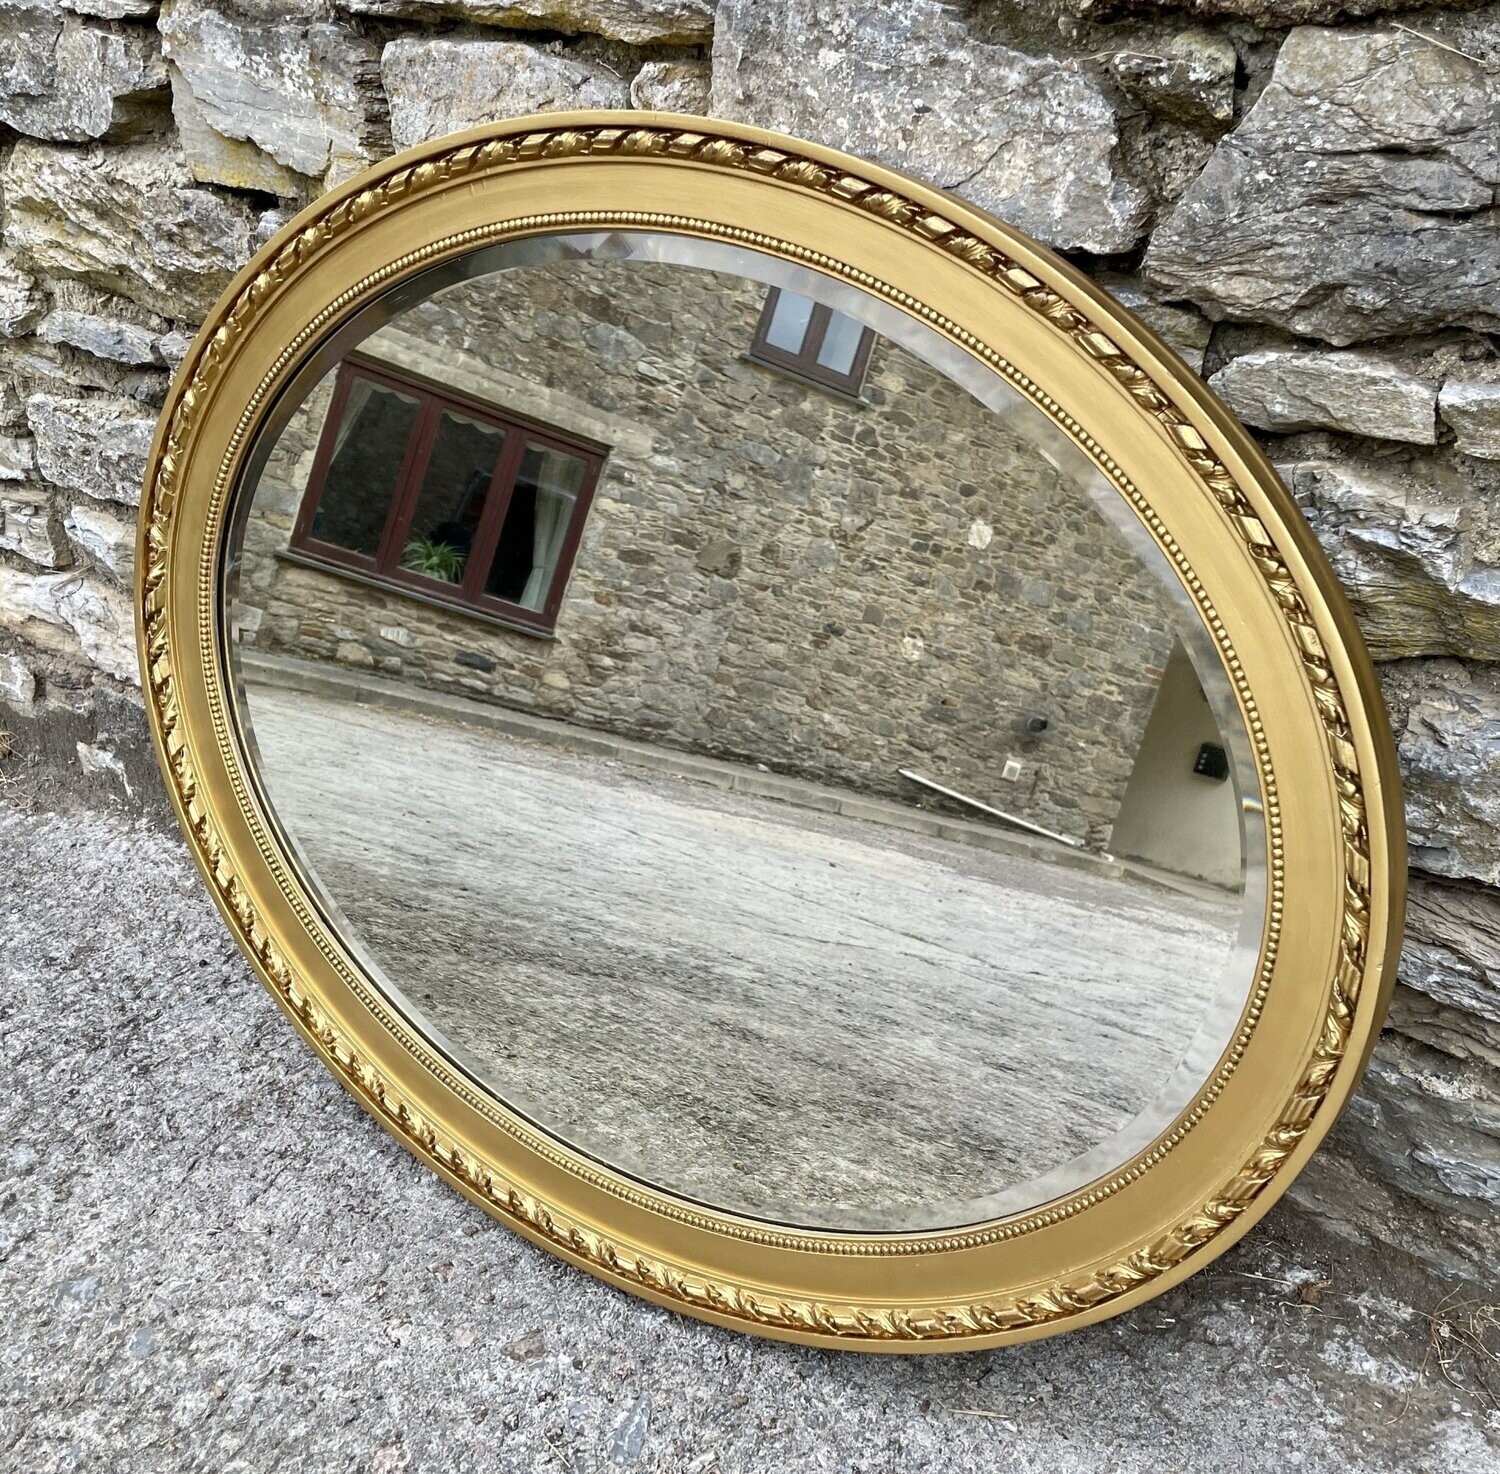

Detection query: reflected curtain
(522, 487), (568, 609)
(331, 379), (376, 461)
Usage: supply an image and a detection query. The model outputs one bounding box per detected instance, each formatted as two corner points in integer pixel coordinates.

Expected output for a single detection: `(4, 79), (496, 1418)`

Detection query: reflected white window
(816, 311), (866, 377)
(749, 287), (876, 394)
(763, 291), (816, 353)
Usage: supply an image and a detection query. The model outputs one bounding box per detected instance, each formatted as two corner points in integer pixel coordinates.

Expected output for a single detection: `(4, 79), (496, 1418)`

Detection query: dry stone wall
(0, 0), (1496, 1278)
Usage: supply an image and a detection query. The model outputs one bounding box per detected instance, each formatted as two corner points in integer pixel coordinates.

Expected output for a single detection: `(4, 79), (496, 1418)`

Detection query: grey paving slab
(2, 806), (1496, 1474)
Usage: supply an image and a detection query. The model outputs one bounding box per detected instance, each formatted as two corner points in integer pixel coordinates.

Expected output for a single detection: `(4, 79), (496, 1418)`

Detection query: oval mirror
(137, 112), (1405, 1350)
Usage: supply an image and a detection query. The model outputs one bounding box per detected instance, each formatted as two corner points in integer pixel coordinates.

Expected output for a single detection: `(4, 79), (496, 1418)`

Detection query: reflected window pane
(764, 290), (815, 353)
(816, 311), (865, 376)
(484, 443), (587, 610)
(401, 409), (506, 585)
(311, 381), (420, 557)
(751, 288), (873, 393)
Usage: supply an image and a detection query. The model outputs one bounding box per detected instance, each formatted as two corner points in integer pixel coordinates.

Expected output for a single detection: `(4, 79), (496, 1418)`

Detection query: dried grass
(1419, 1292), (1499, 1408)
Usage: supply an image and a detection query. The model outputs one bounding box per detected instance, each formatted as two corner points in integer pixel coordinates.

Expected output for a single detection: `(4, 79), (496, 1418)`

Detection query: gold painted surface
(135, 113), (1406, 1351)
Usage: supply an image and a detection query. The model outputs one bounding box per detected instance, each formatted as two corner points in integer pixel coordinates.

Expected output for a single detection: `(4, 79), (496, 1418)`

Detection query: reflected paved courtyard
(247, 683), (1244, 1229)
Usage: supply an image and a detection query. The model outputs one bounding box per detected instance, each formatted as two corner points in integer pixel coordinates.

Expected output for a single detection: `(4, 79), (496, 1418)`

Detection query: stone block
(1339, 1029), (1500, 1216)
(345, 0), (713, 45)
(0, 649), (38, 713)
(629, 59), (711, 114)
(0, 382), (24, 434)
(0, 487), (71, 569)
(1095, 0), (1459, 18)
(26, 394), (156, 509)
(155, 331), (197, 370)
(334, 639), (375, 667)
(1439, 376), (1500, 462)
(0, 255), (48, 340)
(1, 138), (260, 324)
(0, 565), (138, 683)
(63, 0), (159, 14)
(0, 5), (167, 142)
(381, 37), (628, 150)
(159, 1), (387, 190)
(1402, 876), (1500, 1030)
(64, 502), (135, 578)
(2, 337), (169, 411)
(166, 68), (307, 197)
(1384, 659), (1500, 886)
(1109, 29), (1236, 129)
(0, 437), (37, 482)
(710, 0), (1149, 254)
(1283, 458), (1500, 661)
(36, 310), (162, 369)
(1145, 26), (1500, 343)
(1211, 350), (1437, 443)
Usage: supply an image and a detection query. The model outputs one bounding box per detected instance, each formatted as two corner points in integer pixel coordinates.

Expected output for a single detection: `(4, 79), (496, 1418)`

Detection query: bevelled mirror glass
(227, 233), (1264, 1232)
(139, 113), (1404, 1350)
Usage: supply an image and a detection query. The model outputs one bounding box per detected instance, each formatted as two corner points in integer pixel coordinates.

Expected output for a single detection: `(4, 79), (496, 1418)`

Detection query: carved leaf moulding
(138, 123), (1372, 1342)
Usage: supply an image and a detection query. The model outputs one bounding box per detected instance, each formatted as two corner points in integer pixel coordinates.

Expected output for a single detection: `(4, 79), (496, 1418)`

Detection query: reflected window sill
(273, 548), (558, 642)
(737, 352), (871, 407)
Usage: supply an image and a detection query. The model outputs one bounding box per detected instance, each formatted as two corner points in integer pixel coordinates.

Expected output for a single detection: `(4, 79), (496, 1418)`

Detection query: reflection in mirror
(227, 234), (1265, 1232)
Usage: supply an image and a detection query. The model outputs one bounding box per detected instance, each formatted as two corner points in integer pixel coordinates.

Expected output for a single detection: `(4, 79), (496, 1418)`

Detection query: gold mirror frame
(135, 111), (1405, 1352)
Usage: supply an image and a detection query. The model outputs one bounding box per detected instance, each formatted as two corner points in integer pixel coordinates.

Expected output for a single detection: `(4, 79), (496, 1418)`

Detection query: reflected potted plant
(400, 536), (466, 584)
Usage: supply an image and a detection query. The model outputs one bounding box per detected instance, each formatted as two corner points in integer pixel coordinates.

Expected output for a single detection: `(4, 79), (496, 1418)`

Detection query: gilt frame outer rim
(134, 112), (1405, 1351)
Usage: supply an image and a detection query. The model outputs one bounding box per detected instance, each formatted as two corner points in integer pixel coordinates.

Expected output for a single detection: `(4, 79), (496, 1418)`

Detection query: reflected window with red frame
(290, 358), (607, 634)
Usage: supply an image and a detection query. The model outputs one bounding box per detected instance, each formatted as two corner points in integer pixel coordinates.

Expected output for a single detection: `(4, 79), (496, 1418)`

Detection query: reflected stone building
(237, 258), (1237, 877)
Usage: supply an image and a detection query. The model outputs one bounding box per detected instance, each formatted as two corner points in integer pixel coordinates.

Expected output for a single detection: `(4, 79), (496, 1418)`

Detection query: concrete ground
(245, 684), (1243, 1230)
(3, 805), (1498, 1473)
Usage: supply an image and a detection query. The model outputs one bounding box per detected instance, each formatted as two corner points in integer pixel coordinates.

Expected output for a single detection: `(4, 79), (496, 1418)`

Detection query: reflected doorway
(1110, 640), (1244, 890)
